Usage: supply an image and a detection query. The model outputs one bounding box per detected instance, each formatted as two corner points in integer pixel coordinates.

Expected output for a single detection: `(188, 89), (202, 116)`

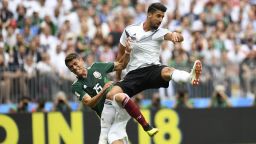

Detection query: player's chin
(74, 71), (82, 77)
(154, 23), (160, 29)
(78, 72), (84, 77)
(152, 25), (159, 30)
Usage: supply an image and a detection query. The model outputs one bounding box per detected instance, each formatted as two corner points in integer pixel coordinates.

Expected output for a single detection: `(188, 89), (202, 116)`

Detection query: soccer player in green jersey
(66, 54), (128, 143)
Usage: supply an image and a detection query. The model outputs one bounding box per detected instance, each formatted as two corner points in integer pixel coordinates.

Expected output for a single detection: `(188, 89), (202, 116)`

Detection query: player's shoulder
(125, 23), (141, 31)
(72, 79), (81, 87)
(152, 28), (170, 40)
(157, 27), (169, 32)
(89, 62), (105, 70)
(90, 62), (97, 68)
(126, 23), (141, 28)
(91, 62), (102, 68)
(93, 62), (113, 67)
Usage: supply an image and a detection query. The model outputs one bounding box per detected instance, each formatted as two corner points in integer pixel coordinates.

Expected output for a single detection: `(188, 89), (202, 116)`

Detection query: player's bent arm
(115, 43), (127, 80)
(82, 91), (106, 108)
(114, 50), (130, 71)
(164, 32), (184, 42)
(116, 43), (126, 63)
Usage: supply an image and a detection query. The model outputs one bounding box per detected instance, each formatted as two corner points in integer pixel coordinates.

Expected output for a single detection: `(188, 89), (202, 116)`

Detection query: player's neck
(143, 21), (151, 32)
(81, 69), (88, 78)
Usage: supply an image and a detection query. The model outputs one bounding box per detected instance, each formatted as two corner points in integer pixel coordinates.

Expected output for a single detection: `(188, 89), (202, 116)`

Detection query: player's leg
(107, 86), (149, 130)
(107, 85), (124, 100)
(161, 60), (202, 85)
(106, 70), (158, 136)
(98, 101), (116, 144)
(111, 93), (158, 137)
(108, 103), (130, 144)
(111, 139), (127, 144)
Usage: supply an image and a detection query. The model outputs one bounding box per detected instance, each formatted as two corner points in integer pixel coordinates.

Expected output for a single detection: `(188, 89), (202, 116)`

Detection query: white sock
(171, 69), (191, 82)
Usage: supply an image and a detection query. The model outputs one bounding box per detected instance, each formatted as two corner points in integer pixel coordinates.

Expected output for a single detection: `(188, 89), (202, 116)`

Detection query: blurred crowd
(0, 0), (256, 110)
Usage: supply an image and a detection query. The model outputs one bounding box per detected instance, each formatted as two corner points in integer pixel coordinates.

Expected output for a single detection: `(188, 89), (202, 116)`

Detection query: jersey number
(93, 83), (102, 94)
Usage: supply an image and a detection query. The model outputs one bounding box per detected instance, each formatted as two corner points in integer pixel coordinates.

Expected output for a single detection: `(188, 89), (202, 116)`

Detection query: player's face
(67, 58), (86, 77)
(148, 10), (165, 30)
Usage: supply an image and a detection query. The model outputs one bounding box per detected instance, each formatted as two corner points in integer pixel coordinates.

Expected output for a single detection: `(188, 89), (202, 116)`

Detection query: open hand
(103, 81), (113, 91)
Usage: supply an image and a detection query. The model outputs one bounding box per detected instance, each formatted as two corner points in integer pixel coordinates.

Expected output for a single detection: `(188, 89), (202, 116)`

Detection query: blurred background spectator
(17, 96), (31, 112)
(52, 91), (71, 112)
(209, 85), (232, 108)
(33, 98), (46, 112)
(147, 92), (166, 111)
(0, 0), (255, 112)
(174, 91), (193, 109)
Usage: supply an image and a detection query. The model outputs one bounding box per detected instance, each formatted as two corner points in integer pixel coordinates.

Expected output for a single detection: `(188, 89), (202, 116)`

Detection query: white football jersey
(120, 23), (169, 73)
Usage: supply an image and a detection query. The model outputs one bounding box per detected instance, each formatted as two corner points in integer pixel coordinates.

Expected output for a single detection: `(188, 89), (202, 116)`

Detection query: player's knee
(115, 93), (128, 103)
(106, 92), (114, 100)
(107, 86), (124, 100)
(161, 67), (175, 80)
(111, 139), (124, 144)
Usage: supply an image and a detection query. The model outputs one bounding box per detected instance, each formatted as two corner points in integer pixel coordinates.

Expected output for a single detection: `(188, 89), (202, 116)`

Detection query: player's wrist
(125, 50), (131, 54)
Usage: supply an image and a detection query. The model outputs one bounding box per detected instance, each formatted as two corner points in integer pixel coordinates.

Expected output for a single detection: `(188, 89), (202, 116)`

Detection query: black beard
(151, 24), (159, 31)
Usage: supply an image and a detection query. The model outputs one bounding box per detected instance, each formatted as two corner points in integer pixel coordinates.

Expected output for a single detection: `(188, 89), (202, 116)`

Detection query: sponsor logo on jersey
(93, 71), (102, 79)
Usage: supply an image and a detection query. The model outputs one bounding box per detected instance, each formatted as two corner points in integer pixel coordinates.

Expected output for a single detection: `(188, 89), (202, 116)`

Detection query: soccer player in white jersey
(105, 2), (202, 135)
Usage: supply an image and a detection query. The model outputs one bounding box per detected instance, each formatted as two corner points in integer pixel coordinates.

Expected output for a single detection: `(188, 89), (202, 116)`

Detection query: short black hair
(147, 3), (167, 14)
(65, 53), (80, 66)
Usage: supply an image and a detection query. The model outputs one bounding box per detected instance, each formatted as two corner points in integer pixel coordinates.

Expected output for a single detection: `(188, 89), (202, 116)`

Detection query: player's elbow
(180, 35), (184, 41)
(114, 62), (125, 71)
(120, 63), (126, 70)
(82, 98), (94, 108)
(122, 62), (128, 69)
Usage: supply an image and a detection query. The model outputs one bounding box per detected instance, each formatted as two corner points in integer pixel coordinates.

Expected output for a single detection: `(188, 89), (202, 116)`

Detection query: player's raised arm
(115, 43), (125, 80)
(114, 37), (132, 72)
(164, 31), (184, 43)
(82, 81), (113, 108)
(115, 36), (132, 80)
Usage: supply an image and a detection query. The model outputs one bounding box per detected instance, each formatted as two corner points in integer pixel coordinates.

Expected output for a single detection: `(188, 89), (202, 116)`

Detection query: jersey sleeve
(94, 62), (115, 73)
(119, 29), (127, 47)
(72, 81), (87, 101)
(152, 28), (169, 40)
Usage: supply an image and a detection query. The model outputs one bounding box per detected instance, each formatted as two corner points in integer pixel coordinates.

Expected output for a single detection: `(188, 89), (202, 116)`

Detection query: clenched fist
(170, 32), (184, 43)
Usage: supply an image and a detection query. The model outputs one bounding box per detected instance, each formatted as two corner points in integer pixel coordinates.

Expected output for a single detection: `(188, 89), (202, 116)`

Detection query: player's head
(65, 53), (86, 77)
(147, 3), (167, 30)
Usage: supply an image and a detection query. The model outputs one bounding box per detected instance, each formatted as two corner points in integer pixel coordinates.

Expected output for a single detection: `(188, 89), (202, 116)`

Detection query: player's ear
(148, 12), (153, 18)
(79, 57), (83, 61)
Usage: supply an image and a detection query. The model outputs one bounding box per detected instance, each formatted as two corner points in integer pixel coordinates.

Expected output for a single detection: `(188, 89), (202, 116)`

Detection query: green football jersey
(72, 62), (114, 117)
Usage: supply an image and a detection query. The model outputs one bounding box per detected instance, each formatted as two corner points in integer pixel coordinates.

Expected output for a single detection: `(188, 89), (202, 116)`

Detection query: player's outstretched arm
(164, 32), (184, 43)
(82, 81), (113, 107)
